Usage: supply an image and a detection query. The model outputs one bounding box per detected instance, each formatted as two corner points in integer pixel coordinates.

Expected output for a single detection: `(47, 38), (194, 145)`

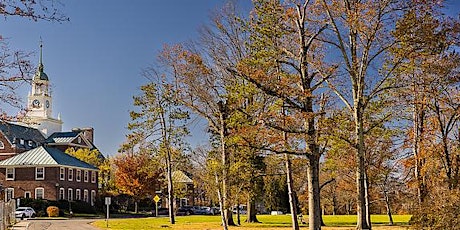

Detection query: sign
(105, 197), (111, 227)
(153, 195), (160, 203)
(105, 197), (111, 205)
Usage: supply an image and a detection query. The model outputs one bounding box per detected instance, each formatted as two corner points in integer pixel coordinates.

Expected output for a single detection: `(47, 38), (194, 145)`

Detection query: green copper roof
(0, 146), (97, 170)
(34, 42), (49, 81)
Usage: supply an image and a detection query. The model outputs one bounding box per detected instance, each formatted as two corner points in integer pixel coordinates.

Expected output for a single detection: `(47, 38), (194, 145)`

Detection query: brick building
(0, 146), (98, 204)
(0, 43), (101, 205)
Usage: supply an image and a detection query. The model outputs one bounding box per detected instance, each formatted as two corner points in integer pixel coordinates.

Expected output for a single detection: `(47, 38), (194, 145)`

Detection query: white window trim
(6, 168), (14, 181)
(83, 189), (88, 202)
(59, 188), (65, 200)
(84, 170), (88, 182)
(68, 168), (73, 181)
(91, 190), (96, 206)
(24, 191), (31, 199)
(76, 189), (81, 201)
(5, 188), (14, 201)
(35, 167), (45, 180)
(60, 167), (65, 181)
(35, 187), (44, 199)
(0, 141), (4, 149)
(91, 171), (96, 183)
(68, 188), (73, 201)
(76, 169), (81, 182)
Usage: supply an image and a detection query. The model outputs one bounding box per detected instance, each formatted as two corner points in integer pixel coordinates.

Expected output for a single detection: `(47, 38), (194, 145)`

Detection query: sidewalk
(11, 221), (29, 230)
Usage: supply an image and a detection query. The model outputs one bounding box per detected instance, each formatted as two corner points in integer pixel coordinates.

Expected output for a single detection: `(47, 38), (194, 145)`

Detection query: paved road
(14, 219), (100, 230)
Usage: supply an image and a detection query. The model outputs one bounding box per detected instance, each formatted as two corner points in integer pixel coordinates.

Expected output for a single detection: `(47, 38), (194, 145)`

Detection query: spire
(38, 38), (44, 72)
(34, 38), (48, 81)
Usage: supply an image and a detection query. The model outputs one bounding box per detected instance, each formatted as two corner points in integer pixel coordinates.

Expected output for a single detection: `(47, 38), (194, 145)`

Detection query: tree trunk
(383, 190), (393, 225)
(307, 154), (322, 230)
(166, 151), (175, 224)
(285, 153), (299, 230)
(215, 172), (228, 230)
(246, 197), (259, 223)
(355, 105), (371, 230)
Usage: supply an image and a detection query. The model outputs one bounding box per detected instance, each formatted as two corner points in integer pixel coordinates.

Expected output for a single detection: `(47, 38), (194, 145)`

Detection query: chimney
(72, 127), (94, 144)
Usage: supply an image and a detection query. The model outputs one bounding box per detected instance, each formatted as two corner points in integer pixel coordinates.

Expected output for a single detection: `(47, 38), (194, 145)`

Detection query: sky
(2, 0), (460, 157)
(1, 0), (251, 156)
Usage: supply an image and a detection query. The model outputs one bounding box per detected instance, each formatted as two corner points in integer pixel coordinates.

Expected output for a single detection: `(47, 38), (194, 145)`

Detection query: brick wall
(0, 166), (98, 202)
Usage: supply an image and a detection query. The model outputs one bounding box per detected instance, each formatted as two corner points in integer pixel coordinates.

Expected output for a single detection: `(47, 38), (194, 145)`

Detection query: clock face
(46, 100), (50, 108)
(32, 99), (40, 108)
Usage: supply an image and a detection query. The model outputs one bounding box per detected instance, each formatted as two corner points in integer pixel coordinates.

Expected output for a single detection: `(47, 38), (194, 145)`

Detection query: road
(15, 219), (100, 230)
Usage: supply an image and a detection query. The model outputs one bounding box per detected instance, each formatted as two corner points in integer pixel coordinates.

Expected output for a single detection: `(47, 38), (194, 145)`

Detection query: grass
(91, 214), (412, 230)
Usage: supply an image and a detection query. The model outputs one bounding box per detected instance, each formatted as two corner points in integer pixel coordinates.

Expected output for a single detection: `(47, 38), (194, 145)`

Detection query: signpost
(105, 197), (111, 227)
(153, 195), (160, 217)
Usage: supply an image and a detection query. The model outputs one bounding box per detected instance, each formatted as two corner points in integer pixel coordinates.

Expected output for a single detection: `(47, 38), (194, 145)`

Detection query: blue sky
(2, 0), (251, 156)
(2, 0), (459, 156)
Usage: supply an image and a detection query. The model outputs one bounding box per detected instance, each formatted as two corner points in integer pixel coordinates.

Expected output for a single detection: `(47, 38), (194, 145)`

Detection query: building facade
(0, 43), (101, 206)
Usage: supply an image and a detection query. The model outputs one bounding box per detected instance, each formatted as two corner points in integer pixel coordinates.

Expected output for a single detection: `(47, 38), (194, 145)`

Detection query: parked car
(15, 207), (35, 219)
(153, 208), (169, 216)
(177, 206), (194, 215)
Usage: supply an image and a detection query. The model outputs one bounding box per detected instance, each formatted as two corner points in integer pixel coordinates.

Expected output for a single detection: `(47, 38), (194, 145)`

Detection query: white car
(15, 207), (36, 219)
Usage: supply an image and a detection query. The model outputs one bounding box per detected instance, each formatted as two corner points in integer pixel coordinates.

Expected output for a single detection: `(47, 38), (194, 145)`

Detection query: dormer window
(28, 140), (33, 147)
(19, 139), (24, 145)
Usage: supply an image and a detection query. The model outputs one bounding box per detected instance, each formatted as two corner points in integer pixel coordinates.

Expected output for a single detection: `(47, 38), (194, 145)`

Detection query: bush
(46, 206), (59, 217)
(410, 188), (460, 230)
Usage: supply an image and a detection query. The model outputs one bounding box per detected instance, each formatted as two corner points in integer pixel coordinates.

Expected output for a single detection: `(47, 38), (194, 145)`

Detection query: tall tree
(126, 69), (189, 224)
(229, 1), (333, 229)
(317, 1), (436, 228)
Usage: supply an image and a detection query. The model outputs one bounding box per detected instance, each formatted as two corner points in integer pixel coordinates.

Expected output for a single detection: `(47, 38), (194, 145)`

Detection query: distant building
(0, 43), (101, 205)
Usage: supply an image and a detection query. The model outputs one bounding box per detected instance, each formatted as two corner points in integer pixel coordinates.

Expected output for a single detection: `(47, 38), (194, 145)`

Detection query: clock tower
(23, 42), (63, 137)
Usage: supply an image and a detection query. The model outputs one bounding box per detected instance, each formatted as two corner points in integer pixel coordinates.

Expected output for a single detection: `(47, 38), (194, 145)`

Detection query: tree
(317, 0), (436, 228)
(125, 68), (189, 224)
(65, 147), (114, 195)
(113, 144), (162, 213)
(228, 1), (333, 229)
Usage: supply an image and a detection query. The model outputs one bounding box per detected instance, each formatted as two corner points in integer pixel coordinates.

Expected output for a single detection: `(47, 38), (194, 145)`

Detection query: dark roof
(0, 146), (98, 170)
(0, 122), (45, 149)
(46, 132), (79, 143)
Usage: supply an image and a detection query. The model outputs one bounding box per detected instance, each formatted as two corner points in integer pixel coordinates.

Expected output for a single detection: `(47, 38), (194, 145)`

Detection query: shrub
(46, 206), (59, 217)
(410, 188), (460, 230)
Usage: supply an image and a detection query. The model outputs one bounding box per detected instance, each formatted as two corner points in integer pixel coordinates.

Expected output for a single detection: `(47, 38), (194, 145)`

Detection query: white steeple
(23, 41), (63, 137)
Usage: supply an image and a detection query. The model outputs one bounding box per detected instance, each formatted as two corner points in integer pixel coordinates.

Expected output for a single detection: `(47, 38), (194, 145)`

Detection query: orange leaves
(113, 152), (162, 198)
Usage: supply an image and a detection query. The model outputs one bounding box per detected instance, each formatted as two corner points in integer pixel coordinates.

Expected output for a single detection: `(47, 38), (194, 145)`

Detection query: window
(91, 190), (96, 206)
(5, 188), (14, 201)
(78, 137), (82, 144)
(28, 140), (33, 147)
(35, 167), (44, 180)
(60, 168), (65, 180)
(76, 169), (81, 182)
(68, 188), (73, 201)
(91, 171), (96, 183)
(83, 189), (88, 202)
(59, 188), (65, 200)
(6, 168), (14, 180)
(84, 170), (88, 182)
(35, 188), (44, 199)
(19, 139), (24, 145)
(68, 168), (73, 181)
(0, 141), (4, 149)
(76, 189), (81, 201)
(24, 191), (31, 199)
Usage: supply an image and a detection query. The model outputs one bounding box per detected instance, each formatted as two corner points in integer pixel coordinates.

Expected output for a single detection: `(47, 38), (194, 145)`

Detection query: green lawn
(91, 214), (411, 230)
